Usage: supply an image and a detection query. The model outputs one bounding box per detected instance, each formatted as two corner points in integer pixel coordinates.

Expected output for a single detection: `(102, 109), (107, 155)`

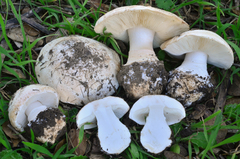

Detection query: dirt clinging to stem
(117, 61), (168, 99)
(167, 69), (215, 107)
(27, 108), (66, 144)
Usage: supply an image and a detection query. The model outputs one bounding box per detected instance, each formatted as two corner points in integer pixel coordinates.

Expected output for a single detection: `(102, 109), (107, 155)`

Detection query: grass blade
(22, 142), (53, 157)
(212, 133), (240, 148)
(192, 110), (221, 129)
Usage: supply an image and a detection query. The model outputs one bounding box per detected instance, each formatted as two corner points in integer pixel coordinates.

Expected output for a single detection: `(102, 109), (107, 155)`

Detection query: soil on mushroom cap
(167, 70), (215, 107)
(35, 36), (120, 105)
(27, 108), (66, 143)
(60, 41), (104, 70)
(117, 61), (168, 99)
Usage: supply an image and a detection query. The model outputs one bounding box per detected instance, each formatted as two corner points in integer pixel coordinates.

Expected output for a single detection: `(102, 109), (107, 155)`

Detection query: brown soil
(60, 41), (104, 70)
(117, 61), (168, 99)
(27, 108), (66, 144)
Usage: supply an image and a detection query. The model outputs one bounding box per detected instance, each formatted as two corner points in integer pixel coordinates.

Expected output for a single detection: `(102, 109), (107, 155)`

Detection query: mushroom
(76, 96), (131, 154)
(8, 84), (66, 144)
(160, 30), (234, 107)
(94, 5), (189, 99)
(129, 95), (185, 154)
(35, 35), (120, 106)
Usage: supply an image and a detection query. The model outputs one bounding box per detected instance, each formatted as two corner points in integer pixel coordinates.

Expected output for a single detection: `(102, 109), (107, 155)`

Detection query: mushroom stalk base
(117, 61), (168, 99)
(167, 69), (214, 107)
(27, 108), (66, 144)
(94, 105), (131, 154)
(141, 105), (172, 153)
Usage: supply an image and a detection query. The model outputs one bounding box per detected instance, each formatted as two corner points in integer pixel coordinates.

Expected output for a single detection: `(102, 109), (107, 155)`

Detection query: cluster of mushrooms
(8, 5), (234, 155)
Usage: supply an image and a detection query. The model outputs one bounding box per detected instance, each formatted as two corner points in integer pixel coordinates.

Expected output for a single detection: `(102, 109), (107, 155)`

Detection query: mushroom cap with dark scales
(117, 61), (168, 99)
(26, 108), (66, 144)
(35, 35), (120, 105)
(166, 70), (215, 107)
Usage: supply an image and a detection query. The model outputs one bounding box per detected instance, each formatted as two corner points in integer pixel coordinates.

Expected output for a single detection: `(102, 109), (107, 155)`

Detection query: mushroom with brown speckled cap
(8, 84), (66, 144)
(35, 35), (120, 105)
(94, 5), (189, 99)
(160, 30), (234, 107)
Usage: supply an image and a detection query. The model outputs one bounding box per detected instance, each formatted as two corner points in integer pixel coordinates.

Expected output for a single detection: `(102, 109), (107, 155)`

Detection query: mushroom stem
(25, 101), (47, 122)
(141, 105), (171, 153)
(126, 27), (158, 65)
(176, 51), (209, 78)
(94, 105), (130, 154)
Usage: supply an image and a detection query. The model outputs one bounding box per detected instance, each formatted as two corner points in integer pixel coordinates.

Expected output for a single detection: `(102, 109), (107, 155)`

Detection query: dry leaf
(179, 145), (188, 157)
(68, 129), (87, 156)
(189, 104), (212, 119)
(12, 138), (21, 147)
(164, 151), (185, 159)
(21, 6), (31, 14)
(7, 27), (37, 43)
(1, 39), (9, 63)
(89, 154), (106, 159)
(24, 23), (40, 37)
(2, 68), (26, 79)
(232, 9), (240, 15)
(2, 121), (19, 139)
(91, 137), (101, 154)
(225, 97), (240, 105)
(228, 74), (240, 96)
(14, 41), (23, 48)
(1, 53), (5, 63)
(36, 39), (44, 47)
(1, 39), (8, 50)
(190, 104), (207, 120)
(54, 138), (66, 155)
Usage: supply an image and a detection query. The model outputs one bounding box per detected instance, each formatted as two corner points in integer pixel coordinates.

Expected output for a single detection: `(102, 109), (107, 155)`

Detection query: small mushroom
(76, 96), (131, 154)
(8, 84), (66, 144)
(160, 30), (234, 107)
(35, 35), (120, 105)
(94, 5), (189, 99)
(129, 95), (185, 154)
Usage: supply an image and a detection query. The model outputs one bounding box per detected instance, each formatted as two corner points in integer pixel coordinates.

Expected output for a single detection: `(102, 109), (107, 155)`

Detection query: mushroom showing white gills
(8, 84), (66, 144)
(94, 5), (189, 99)
(160, 30), (234, 107)
(129, 95), (185, 154)
(76, 96), (131, 154)
(35, 35), (120, 105)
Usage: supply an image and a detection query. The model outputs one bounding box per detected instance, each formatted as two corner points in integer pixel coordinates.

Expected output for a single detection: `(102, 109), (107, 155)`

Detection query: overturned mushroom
(161, 30), (234, 107)
(76, 96), (131, 154)
(8, 84), (66, 144)
(35, 35), (120, 105)
(129, 95), (185, 154)
(94, 5), (189, 99)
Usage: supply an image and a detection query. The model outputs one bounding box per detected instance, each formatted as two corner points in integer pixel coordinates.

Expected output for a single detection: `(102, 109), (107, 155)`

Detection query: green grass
(1, 0), (240, 158)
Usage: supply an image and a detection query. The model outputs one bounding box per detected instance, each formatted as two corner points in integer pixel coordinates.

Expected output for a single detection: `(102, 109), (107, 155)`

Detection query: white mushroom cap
(129, 95), (185, 154)
(160, 30), (234, 69)
(76, 96), (130, 154)
(35, 35), (120, 105)
(8, 84), (59, 132)
(94, 5), (189, 48)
